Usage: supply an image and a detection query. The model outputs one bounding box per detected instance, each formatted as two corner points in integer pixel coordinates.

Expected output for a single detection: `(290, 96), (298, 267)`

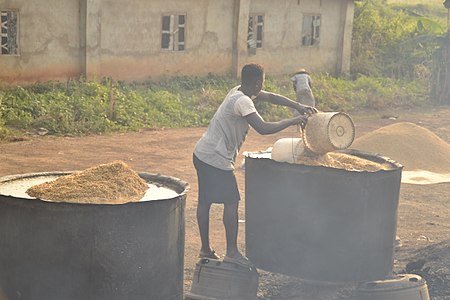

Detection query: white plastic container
(271, 138), (305, 163)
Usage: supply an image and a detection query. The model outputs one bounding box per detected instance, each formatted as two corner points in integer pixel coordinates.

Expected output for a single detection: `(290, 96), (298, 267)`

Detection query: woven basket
(303, 112), (355, 154)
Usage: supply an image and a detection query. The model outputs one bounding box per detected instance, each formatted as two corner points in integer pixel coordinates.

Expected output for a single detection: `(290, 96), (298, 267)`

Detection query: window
(1, 10), (18, 55)
(161, 14), (185, 51)
(247, 14), (264, 54)
(302, 15), (320, 46)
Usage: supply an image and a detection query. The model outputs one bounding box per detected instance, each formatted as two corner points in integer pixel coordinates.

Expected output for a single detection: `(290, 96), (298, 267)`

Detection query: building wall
(242, 0), (354, 76)
(86, 0), (235, 81)
(0, 0), (354, 85)
(0, 0), (81, 84)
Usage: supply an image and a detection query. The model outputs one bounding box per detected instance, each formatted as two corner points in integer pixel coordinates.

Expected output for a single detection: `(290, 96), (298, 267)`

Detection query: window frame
(1, 9), (19, 56)
(161, 13), (186, 52)
(301, 14), (321, 47)
(247, 13), (264, 53)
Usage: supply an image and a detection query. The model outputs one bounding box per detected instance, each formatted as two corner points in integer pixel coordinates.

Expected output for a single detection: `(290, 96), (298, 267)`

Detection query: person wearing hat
(291, 68), (315, 108)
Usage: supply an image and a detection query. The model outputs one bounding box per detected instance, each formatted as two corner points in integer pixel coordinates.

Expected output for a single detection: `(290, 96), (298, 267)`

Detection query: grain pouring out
(270, 111), (392, 172)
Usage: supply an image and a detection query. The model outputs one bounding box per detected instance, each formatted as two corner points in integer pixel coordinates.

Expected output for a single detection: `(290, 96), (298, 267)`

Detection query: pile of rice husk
(26, 161), (148, 204)
(352, 122), (450, 173)
(295, 151), (394, 172)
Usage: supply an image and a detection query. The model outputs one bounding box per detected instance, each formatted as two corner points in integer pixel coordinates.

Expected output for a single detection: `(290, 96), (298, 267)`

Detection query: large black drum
(245, 150), (402, 282)
(0, 172), (188, 300)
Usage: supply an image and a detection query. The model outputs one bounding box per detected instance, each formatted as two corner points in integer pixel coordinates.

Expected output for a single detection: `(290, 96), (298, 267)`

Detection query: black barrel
(0, 172), (188, 300)
(244, 149), (402, 282)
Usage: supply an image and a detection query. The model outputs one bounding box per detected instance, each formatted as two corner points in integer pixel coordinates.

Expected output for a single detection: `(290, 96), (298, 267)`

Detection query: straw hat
(295, 68), (308, 75)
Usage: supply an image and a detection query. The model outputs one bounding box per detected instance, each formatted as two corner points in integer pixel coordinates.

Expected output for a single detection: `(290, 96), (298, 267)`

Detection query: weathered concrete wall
(0, 0), (81, 84)
(88, 0), (235, 81)
(242, 0), (353, 76)
(0, 0), (353, 84)
(90, 0), (353, 80)
(338, 0), (355, 76)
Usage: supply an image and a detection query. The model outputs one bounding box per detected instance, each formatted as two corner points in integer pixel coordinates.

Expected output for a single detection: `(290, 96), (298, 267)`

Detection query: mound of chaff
(27, 161), (148, 204)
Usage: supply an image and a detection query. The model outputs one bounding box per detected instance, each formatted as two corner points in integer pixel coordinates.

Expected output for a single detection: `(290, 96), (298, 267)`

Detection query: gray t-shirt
(194, 86), (257, 170)
(291, 73), (312, 91)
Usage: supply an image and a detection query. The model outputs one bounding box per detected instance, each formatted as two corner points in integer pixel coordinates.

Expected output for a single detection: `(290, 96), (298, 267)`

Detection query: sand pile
(352, 122), (450, 184)
(26, 161), (148, 204)
(295, 151), (394, 172)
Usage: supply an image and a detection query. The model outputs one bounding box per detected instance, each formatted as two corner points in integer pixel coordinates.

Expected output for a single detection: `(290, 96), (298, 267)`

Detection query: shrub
(352, 0), (445, 79)
(0, 73), (432, 140)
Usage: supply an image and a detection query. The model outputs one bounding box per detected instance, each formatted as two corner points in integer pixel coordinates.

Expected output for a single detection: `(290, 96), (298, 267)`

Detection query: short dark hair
(241, 63), (264, 86)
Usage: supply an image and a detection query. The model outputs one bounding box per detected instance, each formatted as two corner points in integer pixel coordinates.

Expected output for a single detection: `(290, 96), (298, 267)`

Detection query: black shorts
(193, 154), (240, 204)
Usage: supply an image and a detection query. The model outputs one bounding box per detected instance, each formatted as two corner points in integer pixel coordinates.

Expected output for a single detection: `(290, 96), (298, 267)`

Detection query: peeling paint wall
(0, 0), (354, 85)
(243, 0), (354, 76)
(0, 0), (81, 84)
(88, 0), (235, 81)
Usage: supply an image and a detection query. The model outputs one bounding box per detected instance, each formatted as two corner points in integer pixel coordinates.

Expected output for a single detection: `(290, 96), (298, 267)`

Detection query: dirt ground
(1, 107), (449, 299)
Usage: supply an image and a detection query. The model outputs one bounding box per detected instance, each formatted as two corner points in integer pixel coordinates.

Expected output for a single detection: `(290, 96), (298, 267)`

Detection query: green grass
(0, 74), (430, 140)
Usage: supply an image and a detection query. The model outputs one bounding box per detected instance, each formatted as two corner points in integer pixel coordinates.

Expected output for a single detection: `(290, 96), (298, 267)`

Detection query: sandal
(198, 249), (220, 259)
(223, 255), (254, 268)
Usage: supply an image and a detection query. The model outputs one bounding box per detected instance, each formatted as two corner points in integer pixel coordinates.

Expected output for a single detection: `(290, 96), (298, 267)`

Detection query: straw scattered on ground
(26, 161), (148, 204)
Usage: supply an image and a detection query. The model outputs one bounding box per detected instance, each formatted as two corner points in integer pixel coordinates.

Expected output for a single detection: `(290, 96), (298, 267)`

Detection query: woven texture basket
(303, 112), (355, 154)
